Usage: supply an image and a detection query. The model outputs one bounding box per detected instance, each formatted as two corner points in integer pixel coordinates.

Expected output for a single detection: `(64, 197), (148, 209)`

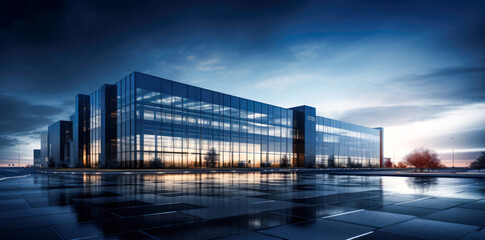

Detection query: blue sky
(1, 0), (484, 166)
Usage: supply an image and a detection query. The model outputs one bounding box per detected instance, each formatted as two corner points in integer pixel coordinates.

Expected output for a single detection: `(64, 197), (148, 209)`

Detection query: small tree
(404, 148), (441, 172)
(280, 155), (290, 168)
(470, 152), (485, 172)
(318, 161), (326, 168)
(328, 155), (335, 168)
(346, 157), (361, 168)
(48, 158), (55, 168)
(384, 159), (393, 168)
(347, 157), (353, 168)
(397, 162), (407, 168)
(204, 147), (219, 168)
(426, 155), (443, 172)
(149, 158), (164, 168)
(106, 160), (120, 169)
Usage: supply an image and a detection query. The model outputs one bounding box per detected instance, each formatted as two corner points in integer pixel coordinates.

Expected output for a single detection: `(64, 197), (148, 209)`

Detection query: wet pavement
(1, 168), (485, 240)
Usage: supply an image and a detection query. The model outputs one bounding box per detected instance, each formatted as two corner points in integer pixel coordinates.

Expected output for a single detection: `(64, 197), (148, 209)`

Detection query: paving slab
(327, 210), (415, 228)
(421, 207), (485, 227)
(259, 219), (374, 240)
(379, 218), (479, 240)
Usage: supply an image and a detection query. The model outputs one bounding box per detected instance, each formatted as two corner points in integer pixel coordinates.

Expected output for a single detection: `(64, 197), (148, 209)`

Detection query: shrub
(204, 148), (219, 168)
(404, 148), (442, 172)
(470, 152), (485, 172)
(280, 155), (291, 168)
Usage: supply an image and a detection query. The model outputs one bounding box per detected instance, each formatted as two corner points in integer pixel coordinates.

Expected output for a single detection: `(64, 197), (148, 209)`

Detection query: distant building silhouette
(33, 149), (42, 167)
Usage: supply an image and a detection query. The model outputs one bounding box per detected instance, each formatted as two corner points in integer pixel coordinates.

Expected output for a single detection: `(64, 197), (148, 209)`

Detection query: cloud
(255, 74), (316, 91)
(0, 93), (63, 135)
(196, 58), (225, 71)
(439, 151), (484, 165)
(0, 0), (308, 97)
(335, 104), (457, 127)
(393, 65), (485, 102)
(445, 21), (485, 55)
(291, 42), (327, 58)
(0, 136), (22, 148)
(0, 92), (60, 156)
(421, 128), (485, 150)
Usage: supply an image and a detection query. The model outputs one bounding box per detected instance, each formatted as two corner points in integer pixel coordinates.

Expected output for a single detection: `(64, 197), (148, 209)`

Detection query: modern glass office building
(33, 149), (42, 167)
(44, 120), (72, 167)
(41, 72), (382, 168)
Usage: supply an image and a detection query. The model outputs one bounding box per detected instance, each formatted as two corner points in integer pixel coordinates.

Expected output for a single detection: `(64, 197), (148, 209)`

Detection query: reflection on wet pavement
(1, 169), (485, 240)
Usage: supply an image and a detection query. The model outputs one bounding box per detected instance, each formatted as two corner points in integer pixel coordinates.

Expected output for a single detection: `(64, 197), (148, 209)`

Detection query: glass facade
(33, 149), (42, 167)
(89, 85), (117, 168)
(71, 94), (90, 168)
(115, 73), (294, 168)
(40, 132), (49, 167)
(89, 88), (102, 167)
(315, 116), (381, 168)
(291, 106), (316, 167)
(47, 120), (72, 167)
(40, 71), (382, 168)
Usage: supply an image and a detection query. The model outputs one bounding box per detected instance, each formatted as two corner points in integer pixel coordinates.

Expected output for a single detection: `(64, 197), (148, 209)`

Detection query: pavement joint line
(105, 210), (125, 218)
(322, 209), (364, 219)
(71, 228), (151, 240)
(394, 196), (433, 205)
(139, 230), (159, 240)
(346, 231), (374, 240)
(102, 202), (184, 211)
(297, 195), (320, 199)
(250, 200), (276, 204)
(132, 210), (178, 217)
(257, 230), (289, 240)
(53, 227), (65, 240)
(0, 174), (30, 181)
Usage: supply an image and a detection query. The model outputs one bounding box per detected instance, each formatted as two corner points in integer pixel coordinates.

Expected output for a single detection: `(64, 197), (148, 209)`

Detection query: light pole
(393, 146), (396, 164)
(450, 137), (454, 168)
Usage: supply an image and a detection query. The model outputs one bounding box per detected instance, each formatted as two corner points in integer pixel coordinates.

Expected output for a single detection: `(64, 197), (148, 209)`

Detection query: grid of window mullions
(315, 116), (380, 167)
(89, 90), (101, 168)
(89, 74), (379, 169)
(133, 82), (293, 168)
(115, 75), (136, 168)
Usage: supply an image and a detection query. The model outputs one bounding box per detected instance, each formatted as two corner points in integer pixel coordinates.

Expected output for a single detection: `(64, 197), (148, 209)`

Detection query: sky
(1, 0), (484, 167)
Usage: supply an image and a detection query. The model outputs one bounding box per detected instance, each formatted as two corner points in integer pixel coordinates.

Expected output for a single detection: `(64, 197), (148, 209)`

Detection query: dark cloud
(0, 93), (63, 135)
(0, 0), (308, 97)
(0, 136), (22, 148)
(2, 0), (484, 98)
(422, 128), (485, 150)
(335, 105), (457, 127)
(439, 151), (483, 167)
(446, 21), (485, 55)
(394, 65), (485, 103)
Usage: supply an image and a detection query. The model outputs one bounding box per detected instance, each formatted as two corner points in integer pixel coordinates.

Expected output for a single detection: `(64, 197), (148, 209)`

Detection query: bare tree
(280, 155), (290, 168)
(327, 155), (335, 168)
(426, 156), (444, 172)
(48, 158), (55, 168)
(470, 152), (485, 172)
(397, 162), (408, 168)
(404, 148), (442, 172)
(347, 157), (353, 168)
(318, 160), (326, 168)
(204, 147), (219, 168)
(384, 159), (393, 168)
(149, 158), (164, 168)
